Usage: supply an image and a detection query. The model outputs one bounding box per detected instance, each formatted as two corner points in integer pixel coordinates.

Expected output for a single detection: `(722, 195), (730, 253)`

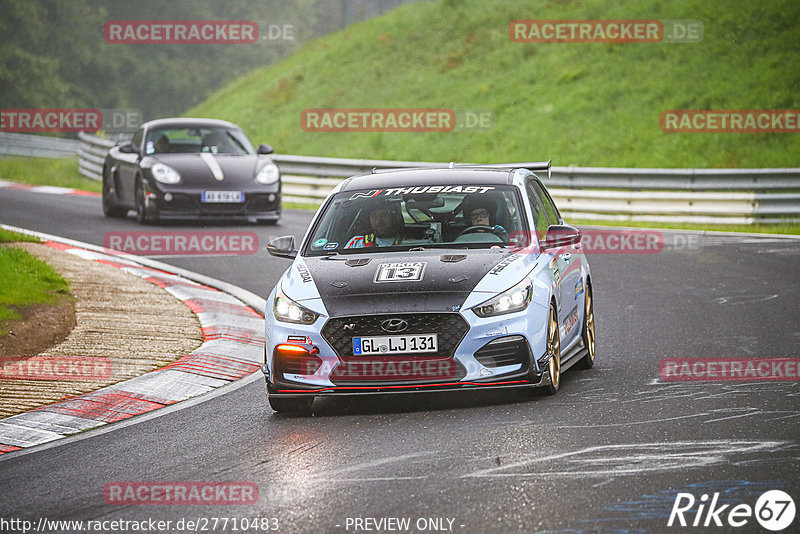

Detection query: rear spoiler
(371, 160), (552, 180)
(452, 161), (551, 180)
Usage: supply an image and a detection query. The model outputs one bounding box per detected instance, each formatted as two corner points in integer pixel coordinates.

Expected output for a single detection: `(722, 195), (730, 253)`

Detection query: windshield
(304, 184), (530, 255)
(144, 126), (254, 155)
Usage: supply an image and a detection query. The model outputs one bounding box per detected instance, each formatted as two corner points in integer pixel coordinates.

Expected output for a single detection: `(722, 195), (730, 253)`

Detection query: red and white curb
(0, 226), (265, 455)
(0, 179), (101, 197)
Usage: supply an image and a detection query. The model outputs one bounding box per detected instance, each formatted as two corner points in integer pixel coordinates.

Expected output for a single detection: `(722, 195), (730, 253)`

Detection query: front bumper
(143, 181), (281, 221)
(264, 304), (551, 397)
(264, 368), (546, 397)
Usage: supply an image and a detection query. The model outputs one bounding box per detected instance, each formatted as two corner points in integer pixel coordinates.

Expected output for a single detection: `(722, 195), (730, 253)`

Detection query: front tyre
(102, 165), (127, 218)
(268, 396), (314, 414)
(575, 284), (595, 370)
(540, 304), (561, 396)
(135, 179), (158, 224)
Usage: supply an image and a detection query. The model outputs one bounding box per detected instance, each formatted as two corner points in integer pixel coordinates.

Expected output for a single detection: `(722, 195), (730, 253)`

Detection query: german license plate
(202, 191), (244, 203)
(353, 334), (438, 355)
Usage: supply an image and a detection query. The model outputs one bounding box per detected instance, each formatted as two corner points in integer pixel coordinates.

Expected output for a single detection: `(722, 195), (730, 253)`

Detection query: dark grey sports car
(102, 118), (281, 224)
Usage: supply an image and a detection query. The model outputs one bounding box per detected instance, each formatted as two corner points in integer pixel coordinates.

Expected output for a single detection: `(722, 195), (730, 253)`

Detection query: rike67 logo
(669, 490), (795, 531)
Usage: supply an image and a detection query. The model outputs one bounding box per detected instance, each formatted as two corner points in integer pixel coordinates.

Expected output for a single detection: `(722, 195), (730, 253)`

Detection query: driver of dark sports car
(202, 131), (234, 153)
(154, 135), (170, 154)
(345, 204), (404, 248)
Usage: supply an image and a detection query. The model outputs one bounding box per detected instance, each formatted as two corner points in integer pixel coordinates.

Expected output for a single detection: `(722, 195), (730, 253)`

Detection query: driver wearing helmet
(463, 196), (508, 242)
(345, 203), (404, 248)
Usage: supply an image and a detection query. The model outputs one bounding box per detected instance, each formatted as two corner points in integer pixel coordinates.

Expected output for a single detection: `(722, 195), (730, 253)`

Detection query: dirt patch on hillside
(0, 298), (76, 357)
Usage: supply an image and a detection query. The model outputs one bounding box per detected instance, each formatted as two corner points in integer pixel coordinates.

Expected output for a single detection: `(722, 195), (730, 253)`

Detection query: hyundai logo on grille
(380, 318), (409, 333)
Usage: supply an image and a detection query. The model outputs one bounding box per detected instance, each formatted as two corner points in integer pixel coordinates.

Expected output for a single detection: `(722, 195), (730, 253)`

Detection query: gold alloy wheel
(575, 284), (596, 370)
(584, 289), (595, 361)
(547, 305), (561, 390)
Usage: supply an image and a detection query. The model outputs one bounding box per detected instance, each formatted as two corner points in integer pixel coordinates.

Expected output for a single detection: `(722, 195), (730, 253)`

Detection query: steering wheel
(458, 225), (495, 236)
(457, 225), (508, 243)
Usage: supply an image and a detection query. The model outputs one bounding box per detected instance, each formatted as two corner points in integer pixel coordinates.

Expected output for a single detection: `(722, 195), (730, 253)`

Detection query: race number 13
(374, 262), (427, 283)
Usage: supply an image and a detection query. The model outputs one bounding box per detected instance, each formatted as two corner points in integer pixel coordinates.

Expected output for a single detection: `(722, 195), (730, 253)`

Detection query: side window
(131, 128), (143, 151)
(529, 180), (560, 227)
(526, 180), (550, 241)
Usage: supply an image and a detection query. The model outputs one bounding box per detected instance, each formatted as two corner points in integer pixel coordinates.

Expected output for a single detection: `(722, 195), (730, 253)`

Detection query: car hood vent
(345, 258), (372, 267)
(440, 254), (467, 263)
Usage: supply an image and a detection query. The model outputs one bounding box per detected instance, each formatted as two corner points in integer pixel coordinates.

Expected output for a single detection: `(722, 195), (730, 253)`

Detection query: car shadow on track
(269, 372), (586, 418)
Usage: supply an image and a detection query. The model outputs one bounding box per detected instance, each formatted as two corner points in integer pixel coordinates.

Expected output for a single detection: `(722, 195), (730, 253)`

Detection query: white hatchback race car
(262, 164), (595, 413)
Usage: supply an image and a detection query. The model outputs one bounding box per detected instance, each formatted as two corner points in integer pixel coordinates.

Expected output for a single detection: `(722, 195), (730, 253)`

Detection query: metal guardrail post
(76, 132), (114, 181)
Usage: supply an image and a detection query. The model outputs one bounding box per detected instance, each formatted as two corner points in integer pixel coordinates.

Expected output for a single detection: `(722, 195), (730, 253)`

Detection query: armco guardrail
(74, 133), (800, 224)
(271, 154), (800, 224)
(77, 132), (115, 181)
(0, 132), (79, 158)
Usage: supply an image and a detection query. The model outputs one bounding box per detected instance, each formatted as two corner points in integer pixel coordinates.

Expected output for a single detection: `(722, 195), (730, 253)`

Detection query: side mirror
(118, 142), (138, 154)
(266, 235), (297, 259)
(542, 225), (582, 250)
(256, 144), (274, 155)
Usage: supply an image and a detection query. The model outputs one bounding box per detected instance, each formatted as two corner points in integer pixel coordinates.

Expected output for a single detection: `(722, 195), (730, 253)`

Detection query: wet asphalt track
(1, 187), (798, 533)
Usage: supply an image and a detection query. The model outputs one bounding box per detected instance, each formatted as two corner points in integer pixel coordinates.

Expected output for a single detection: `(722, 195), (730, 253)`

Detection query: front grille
(474, 335), (530, 368)
(321, 313), (469, 358)
(162, 193), (279, 213)
(164, 194), (195, 210)
(201, 202), (246, 213)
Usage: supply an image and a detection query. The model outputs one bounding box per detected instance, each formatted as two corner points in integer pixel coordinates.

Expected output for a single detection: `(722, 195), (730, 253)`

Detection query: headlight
(152, 163), (181, 184)
(256, 162), (280, 184)
(274, 289), (319, 324)
(472, 277), (533, 318)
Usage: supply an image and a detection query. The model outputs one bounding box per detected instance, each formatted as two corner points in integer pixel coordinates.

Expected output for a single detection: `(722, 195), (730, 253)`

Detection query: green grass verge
(284, 200), (323, 211)
(0, 156), (101, 193)
(0, 228), (40, 243)
(0, 245), (72, 335)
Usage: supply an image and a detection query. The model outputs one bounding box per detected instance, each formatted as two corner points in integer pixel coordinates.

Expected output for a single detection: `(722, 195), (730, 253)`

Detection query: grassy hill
(189, 0), (798, 168)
